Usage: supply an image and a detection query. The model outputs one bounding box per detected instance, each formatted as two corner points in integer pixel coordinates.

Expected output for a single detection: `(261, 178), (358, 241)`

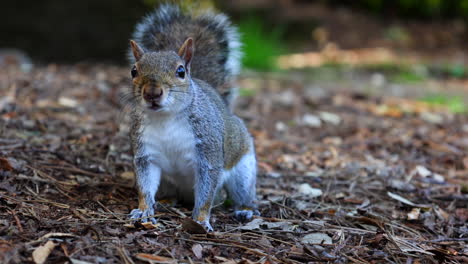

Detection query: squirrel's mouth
(146, 102), (163, 111)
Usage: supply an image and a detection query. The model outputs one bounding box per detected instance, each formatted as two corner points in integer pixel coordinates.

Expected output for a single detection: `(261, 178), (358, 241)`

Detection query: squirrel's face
(131, 52), (189, 111)
(129, 38), (194, 112)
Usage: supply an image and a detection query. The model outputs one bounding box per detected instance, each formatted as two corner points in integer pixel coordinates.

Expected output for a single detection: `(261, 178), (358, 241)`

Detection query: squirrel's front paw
(234, 209), (260, 222)
(129, 208), (157, 224)
(196, 220), (214, 232)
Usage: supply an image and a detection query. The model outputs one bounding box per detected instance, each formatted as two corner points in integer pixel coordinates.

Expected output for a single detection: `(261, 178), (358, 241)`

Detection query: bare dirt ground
(0, 64), (467, 263)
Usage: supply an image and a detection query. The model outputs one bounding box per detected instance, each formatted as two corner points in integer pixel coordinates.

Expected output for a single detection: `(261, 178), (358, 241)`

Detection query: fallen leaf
(141, 222), (160, 230)
(0, 157), (14, 171)
(256, 236), (273, 248)
(32, 240), (56, 264)
(214, 256), (237, 264)
(407, 208), (421, 220)
(136, 253), (176, 264)
(239, 218), (263, 230)
(301, 233), (333, 245)
(120, 171), (135, 180)
(181, 218), (207, 234)
(191, 244), (203, 259)
(434, 207), (449, 221)
(365, 231), (388, 249)
(27, 233), (76, 246)
(240, 218), (295, 231)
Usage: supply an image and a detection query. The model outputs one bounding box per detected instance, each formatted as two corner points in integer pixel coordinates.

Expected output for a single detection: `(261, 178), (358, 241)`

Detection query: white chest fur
(138, 112), (197, 181)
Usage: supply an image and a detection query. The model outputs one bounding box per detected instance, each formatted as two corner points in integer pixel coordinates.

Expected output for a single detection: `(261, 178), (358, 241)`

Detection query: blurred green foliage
(392, 71), (427, 83)
(421, 94), (466, 113)
(238, 16), (285, 71)
(335, 0), (468, 18)
(238, 87), (257, 97)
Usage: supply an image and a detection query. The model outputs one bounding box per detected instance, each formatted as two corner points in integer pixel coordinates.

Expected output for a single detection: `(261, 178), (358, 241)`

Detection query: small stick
(9, 210), (23, 232)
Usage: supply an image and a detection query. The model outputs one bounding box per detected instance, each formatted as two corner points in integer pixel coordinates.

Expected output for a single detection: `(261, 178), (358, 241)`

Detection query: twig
(9, 209), (23, 232)
(40, 165), (110, 178)
(117, 246), (135, 264)
(96, 200), (123, 221)
(429, 238), (468, 243)
(268, 199), (308, 220)
(176, 237), (285, 263)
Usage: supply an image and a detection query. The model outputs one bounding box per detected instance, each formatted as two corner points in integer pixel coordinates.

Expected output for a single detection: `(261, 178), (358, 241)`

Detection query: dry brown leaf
(214, 256), (237, 264)
(32, 240), (56, 264)
(120, 171), (135, 180)
(141, 222), (160, 230)
(0, 157), (14, 171)
(135, 253), (176, 264)
(181, 218), (207, 234)
(434, 207), (449, 221)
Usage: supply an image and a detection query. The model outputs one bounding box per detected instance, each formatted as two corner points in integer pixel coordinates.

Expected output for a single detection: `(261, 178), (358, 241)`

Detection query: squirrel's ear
(178, 38), (194, 70)
(130, 40), (145, 61)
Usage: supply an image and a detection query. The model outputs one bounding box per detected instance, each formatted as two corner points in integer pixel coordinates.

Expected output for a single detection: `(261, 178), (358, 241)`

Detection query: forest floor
(0, 63), (467, 264)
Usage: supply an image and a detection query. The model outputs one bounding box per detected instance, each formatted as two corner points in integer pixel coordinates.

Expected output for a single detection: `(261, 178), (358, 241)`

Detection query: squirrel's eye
(131, 66), (138, 78)
(176, 65), (185, 79)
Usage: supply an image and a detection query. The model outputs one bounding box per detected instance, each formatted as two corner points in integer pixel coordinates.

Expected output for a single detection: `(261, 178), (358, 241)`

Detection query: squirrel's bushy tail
(130, 4), (241, 105)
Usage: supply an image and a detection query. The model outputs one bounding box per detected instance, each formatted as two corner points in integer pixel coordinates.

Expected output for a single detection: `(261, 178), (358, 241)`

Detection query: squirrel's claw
(234, 209), (260, 222)
(129, 208), (157, 225)
(196, 220), (214, 232)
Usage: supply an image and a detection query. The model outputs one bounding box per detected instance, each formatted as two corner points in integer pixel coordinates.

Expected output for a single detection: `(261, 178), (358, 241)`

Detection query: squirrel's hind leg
(225, 151), (259, 222)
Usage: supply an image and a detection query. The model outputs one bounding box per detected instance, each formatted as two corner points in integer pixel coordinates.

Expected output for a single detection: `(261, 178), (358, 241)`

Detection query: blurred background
(1, 0), (467, 111)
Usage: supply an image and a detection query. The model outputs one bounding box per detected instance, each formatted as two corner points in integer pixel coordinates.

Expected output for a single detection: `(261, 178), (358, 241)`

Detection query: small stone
(420, 112), (443, 124)
(274, 90), (295, 106)
(275, 121), (287, 132)
(389, 179), (415, 192)
(305, 170), (323, 177)
(298, 183), (322, 197)
(432, 173), (445, 183)
(371, 73), (386, 87)
(319, 111), (341, 125)
(415, 165), (431, 177)
(58, 97), (78, 108)
(266, 172), (282, 178)
(301, 114), (321, 128)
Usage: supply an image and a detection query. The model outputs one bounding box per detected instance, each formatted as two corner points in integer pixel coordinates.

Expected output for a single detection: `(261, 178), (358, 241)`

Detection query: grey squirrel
(126, 4), (258, 231)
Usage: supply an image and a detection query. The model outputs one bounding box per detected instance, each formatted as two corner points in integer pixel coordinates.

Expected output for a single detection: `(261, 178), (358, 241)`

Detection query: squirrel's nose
(143, 85), (163, 103)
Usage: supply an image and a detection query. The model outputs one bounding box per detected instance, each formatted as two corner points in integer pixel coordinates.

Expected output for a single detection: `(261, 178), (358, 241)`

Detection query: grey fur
(129, 4), (242, 106)
(127, 4), (256, 231)
(128, 76), (258, 228)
